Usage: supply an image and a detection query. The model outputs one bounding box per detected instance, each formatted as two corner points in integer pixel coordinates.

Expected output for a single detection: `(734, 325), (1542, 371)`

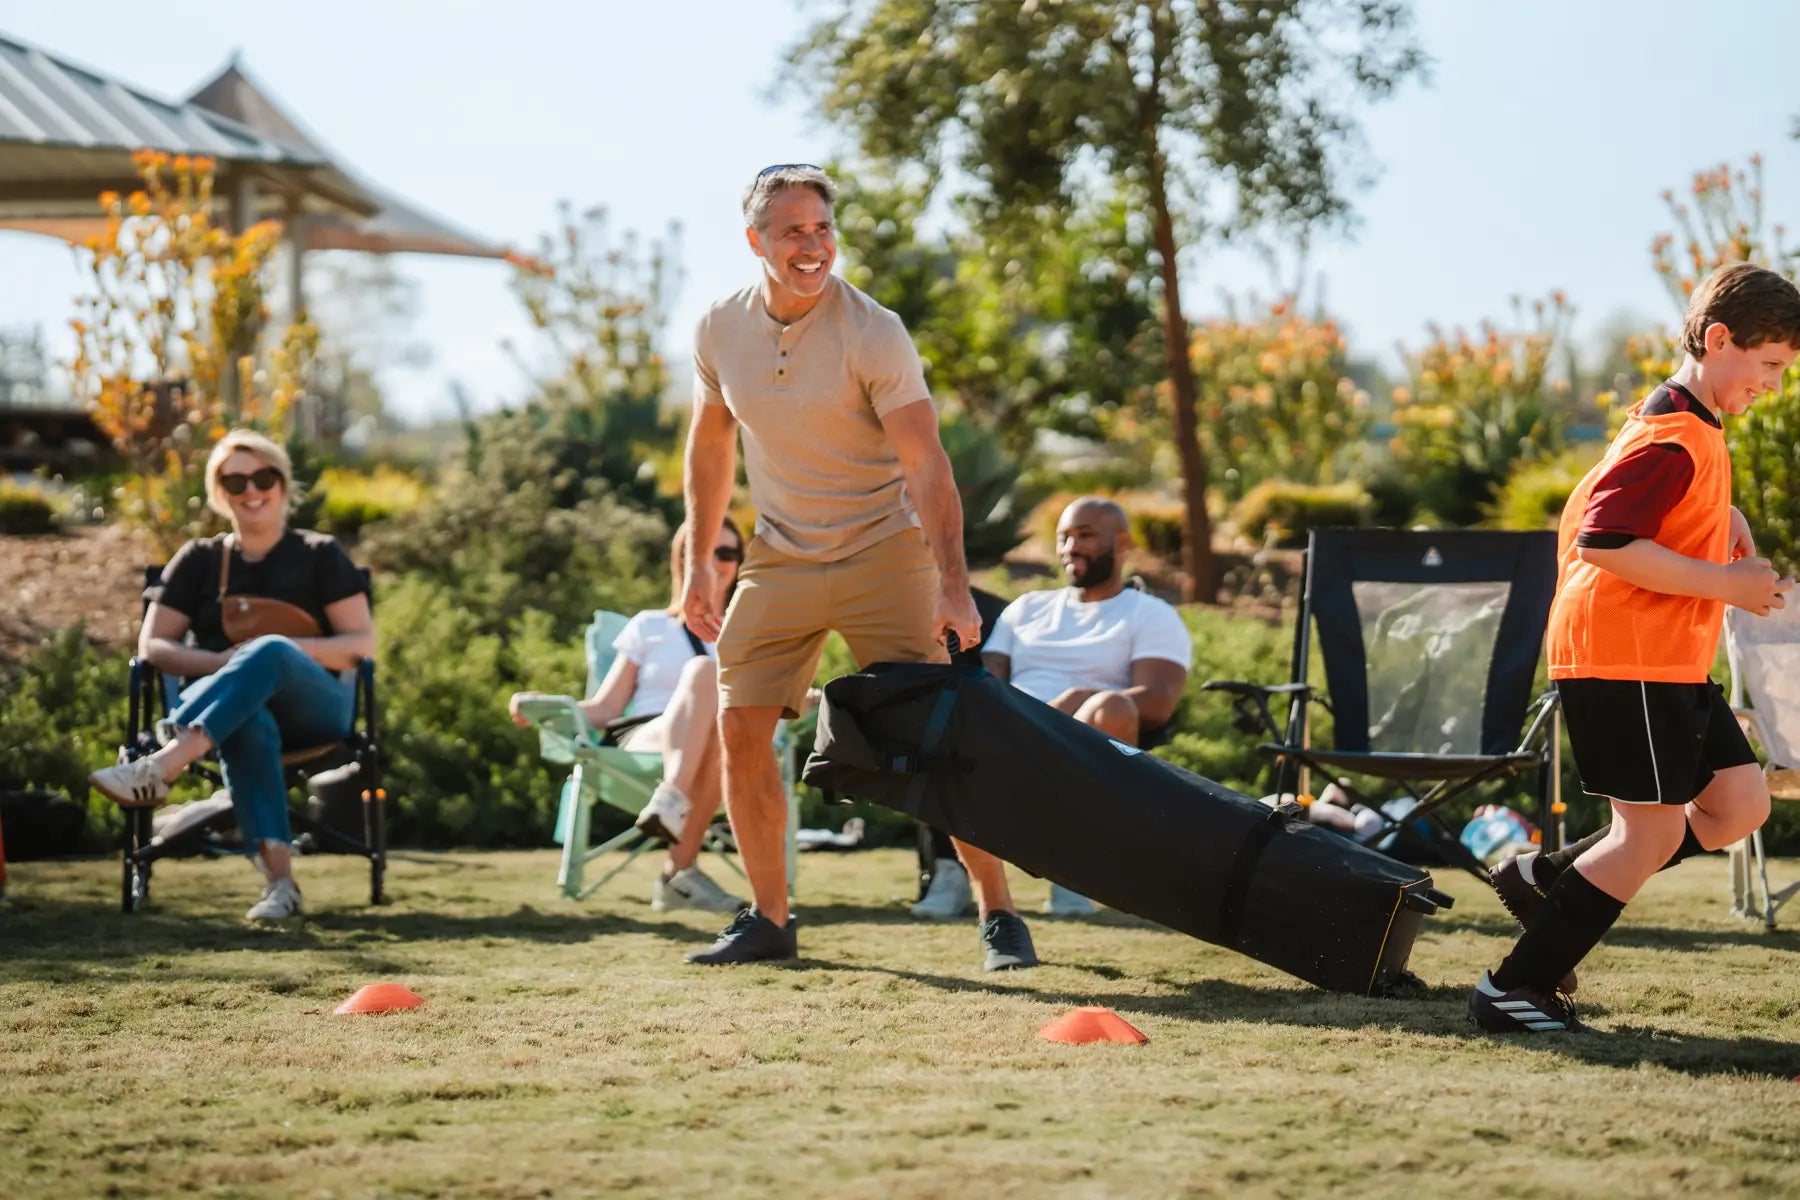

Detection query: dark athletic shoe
(980, 910), (1039, 972)
(1488, 851), (1577, 993)
(1468, 971), (1585, 1034)
(684, 907), (797, 965)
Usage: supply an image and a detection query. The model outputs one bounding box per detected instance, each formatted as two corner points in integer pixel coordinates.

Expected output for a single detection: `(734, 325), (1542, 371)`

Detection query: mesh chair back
(1727, 605), (1800, 768)
(1303, 529), (1558, 756)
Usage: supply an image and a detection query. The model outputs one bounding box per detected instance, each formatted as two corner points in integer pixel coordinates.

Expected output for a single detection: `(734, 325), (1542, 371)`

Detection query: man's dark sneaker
(979, 910), (1039, 972)
(1488, 851), (1577, 992)
(1468, 970), (1585, 1034)
(684, 907), (797, 965)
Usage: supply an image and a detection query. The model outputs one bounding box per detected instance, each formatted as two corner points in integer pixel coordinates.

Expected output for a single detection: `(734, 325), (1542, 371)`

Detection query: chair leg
(1753, 827), (1778, 930)
(121, 806), (153, 914)
(557, 765), (593, 900)
(364, 758), (387, 906)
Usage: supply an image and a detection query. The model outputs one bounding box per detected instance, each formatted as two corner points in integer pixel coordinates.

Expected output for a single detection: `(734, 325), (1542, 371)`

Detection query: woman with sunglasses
(509, 518), (748, 914)
(89, 429), (375, 921)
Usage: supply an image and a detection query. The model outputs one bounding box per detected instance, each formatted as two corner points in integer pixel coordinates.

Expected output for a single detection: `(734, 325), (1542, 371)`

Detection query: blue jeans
(169, 636), (355, 852)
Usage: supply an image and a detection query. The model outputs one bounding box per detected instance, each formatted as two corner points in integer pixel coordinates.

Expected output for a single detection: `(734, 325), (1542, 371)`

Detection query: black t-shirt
(146, 529), (367, 652)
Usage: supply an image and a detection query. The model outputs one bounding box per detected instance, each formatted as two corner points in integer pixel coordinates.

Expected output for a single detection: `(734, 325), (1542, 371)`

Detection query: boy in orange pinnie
(1471, 263), (1800, 1032)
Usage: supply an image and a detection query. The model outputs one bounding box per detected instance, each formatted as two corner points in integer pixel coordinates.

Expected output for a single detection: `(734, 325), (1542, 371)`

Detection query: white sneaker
(245, 877), (303, 921)
(90, 757), (171, 808)
(910, 858), (973, 920)
(653, 865), (748, 913)
(1042, 882), (1097, 917)
(634, 782), (690, 843)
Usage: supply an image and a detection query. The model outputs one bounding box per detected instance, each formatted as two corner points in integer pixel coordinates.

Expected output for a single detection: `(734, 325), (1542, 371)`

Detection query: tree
(834, 165), (1163, 455)
(504, 204), (682, 513)
(1633, 156), (1800, 575)
(69, 151), (313, 551)
(784, 0), (1423, 599)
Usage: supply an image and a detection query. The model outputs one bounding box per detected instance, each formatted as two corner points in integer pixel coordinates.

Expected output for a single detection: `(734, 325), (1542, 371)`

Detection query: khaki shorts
(718, 527), (947, 717)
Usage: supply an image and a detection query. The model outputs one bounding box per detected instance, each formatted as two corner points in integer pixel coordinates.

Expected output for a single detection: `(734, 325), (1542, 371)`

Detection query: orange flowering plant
(1183, 300), (1367, 506)
(1628, 156), (1799, 575)
(69, 150), (314, 551)
(1387, 294), (1574, 526)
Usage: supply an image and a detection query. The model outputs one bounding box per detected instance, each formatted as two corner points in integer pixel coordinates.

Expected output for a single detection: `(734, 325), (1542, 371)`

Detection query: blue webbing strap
(896, 673), (964, 818)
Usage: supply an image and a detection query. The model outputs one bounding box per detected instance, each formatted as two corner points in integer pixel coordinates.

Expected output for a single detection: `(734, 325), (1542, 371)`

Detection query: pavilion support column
(218, 174), (259, 420)
(284, 198), (318, 439)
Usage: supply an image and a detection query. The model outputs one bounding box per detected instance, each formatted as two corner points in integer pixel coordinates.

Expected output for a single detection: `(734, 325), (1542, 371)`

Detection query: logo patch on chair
(1109, 739), (1143, 756)
(1422, 546), (1444, 567)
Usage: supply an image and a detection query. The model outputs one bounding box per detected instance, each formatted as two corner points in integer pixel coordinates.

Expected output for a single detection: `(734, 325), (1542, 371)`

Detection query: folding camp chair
(518, 609), (798, 902)
(113, 564), (387, 914)
(1724, 604), (1800, 928)
(1204, 528), (1564, 881)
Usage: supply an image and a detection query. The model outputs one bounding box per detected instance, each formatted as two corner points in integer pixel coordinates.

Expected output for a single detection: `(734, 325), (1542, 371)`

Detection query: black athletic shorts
(1556, 677), (1756, 807)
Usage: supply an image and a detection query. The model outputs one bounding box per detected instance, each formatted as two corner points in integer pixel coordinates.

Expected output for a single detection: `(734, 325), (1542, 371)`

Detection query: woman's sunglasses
(714, 545), (744, 564)
(219, 468), (284, 495)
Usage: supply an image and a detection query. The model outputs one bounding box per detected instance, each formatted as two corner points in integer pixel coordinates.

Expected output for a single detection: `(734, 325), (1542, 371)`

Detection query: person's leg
(669, 720), (723, 873)
(1061, 690), (1140, 746)
(719, 706), (789, 919)
(1685, 763), (1770, 851)
(660, 656), (722, 873)
(837, 530), (1034, 967)
(213, 707), (296, 880)
(686, 539), (827, 962)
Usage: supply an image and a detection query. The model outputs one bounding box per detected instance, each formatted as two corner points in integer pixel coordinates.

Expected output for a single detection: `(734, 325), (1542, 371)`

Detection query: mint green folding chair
(518, 610), (799, 901)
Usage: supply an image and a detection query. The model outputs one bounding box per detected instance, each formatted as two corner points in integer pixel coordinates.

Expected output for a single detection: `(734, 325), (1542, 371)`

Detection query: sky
(4, 0), (1800, 422)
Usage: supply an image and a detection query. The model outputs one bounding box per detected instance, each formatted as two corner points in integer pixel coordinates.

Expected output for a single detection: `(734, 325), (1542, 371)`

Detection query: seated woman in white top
(510, 518), (745, 914)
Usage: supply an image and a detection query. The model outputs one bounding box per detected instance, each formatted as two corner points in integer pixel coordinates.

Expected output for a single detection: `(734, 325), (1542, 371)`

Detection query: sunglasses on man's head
(714, 545), (744, 564)
(219, 468), (283, 495)
(757, 163), (821, 179)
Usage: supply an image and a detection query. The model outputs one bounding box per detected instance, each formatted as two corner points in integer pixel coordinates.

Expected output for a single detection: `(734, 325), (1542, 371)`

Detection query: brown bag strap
(218, 533), (234, 601)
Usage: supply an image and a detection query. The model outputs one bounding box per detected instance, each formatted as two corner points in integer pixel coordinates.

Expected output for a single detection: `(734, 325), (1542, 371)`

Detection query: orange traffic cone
(333, 983), (425, 1015)
(1037, 1006), (1147, 1045)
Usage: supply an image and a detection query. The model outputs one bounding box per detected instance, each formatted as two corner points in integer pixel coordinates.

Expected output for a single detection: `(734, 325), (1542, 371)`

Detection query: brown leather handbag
(217, 535), (323, 644)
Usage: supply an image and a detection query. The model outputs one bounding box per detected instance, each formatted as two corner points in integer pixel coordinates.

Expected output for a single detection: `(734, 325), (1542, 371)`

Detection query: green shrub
(1731, 377), (1800, 578)
(1230, 480), (1373, 547)
(0, 484), (57, 535)
(0, 626), (131, 848)
(940, 411), (1045, 566)
(1486, 450), (1600, 531)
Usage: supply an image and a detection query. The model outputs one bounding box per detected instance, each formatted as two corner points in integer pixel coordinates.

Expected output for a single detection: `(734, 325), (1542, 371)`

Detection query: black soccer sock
(1544, 822), (1707, 876)
(1542, 827), (1607, 874)
(1490, 867), (1625, 993)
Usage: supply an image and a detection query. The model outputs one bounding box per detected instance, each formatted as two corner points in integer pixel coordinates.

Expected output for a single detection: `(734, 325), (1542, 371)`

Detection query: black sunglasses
(713, 545), (744, 564)
(218, 468), (283, 495)
(756, 162), (821, 178)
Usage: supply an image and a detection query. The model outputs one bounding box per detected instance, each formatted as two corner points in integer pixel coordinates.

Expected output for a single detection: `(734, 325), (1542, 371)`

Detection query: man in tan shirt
(680, 164), (1038, 970)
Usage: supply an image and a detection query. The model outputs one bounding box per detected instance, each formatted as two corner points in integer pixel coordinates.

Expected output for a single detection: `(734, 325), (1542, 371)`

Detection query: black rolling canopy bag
(803, 659), (1453, 995)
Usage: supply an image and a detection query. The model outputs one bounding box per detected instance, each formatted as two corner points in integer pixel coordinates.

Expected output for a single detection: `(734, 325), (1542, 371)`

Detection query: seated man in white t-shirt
(934, 497), (1191, 917)
(509, 520), (747, 915)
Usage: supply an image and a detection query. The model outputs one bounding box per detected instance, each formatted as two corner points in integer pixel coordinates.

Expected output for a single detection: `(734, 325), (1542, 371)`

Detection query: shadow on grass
(0, 890), (721, 986)
(1441, 911), (1800, 954)
(796, 958), (1800, 1081)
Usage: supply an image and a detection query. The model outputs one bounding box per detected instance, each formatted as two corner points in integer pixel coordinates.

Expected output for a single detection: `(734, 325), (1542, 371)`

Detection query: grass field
(2, 847), (1798, 1198)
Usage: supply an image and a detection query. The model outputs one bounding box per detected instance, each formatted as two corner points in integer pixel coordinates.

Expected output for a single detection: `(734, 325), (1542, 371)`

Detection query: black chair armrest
(1200, 680), (1313, 699)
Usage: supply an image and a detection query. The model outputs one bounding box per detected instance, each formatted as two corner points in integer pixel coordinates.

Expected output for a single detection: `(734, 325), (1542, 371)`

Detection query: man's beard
(1067, 549), (1116, 589)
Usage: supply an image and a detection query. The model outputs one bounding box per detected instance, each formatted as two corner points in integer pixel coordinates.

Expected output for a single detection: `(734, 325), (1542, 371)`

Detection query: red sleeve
(1579, 443), (1693, 542)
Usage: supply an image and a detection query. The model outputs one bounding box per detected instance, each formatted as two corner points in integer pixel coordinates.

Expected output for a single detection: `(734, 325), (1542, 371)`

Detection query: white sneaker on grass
(910, 858), (973, 920)
(634, 782), (690, 843)
(654, 866), (747, 913)
(246, 877), (303, 922)
(1041, 882), (1097, 917)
